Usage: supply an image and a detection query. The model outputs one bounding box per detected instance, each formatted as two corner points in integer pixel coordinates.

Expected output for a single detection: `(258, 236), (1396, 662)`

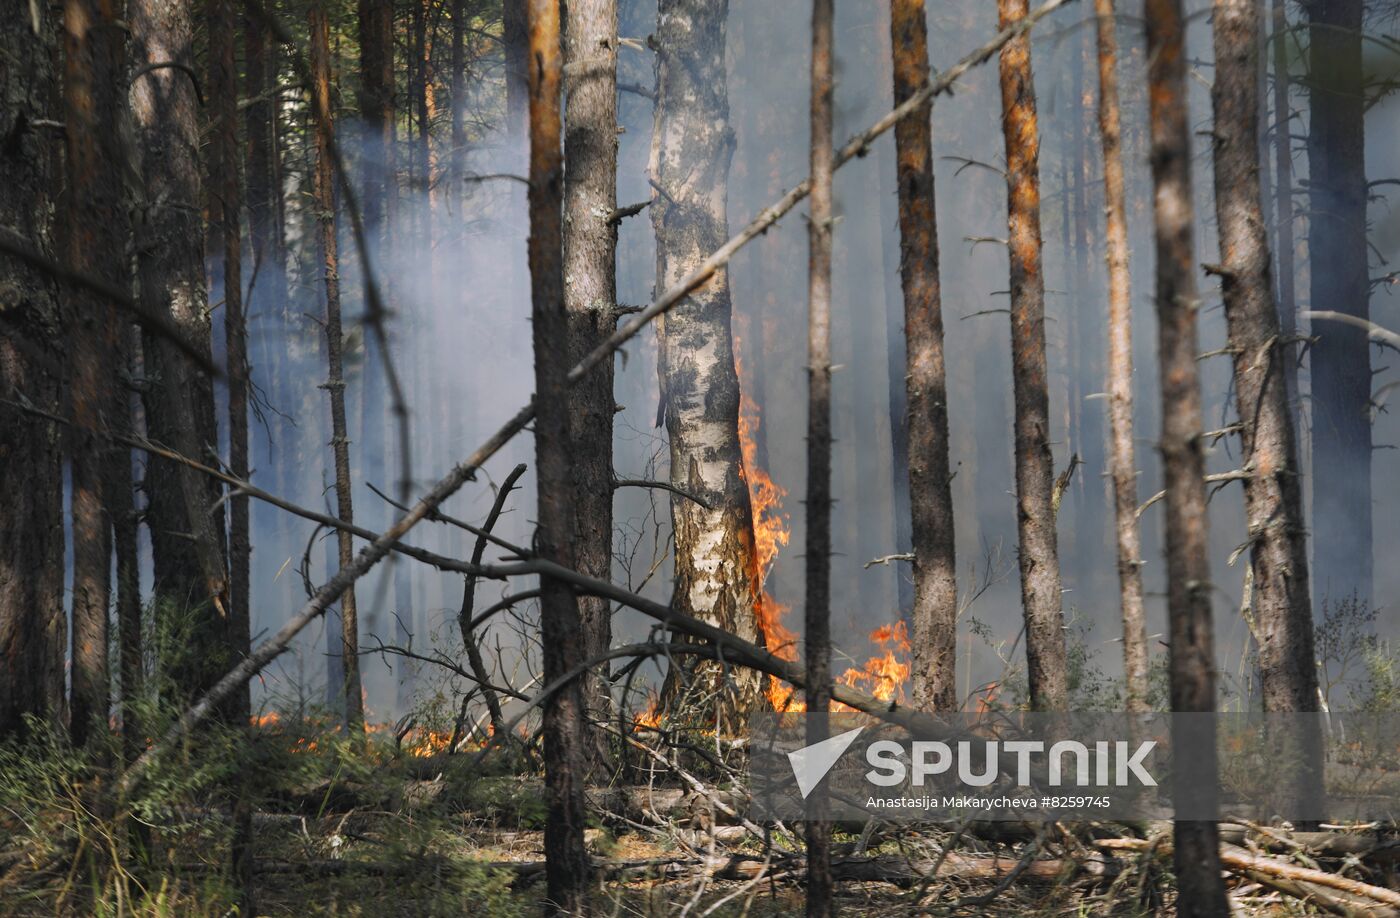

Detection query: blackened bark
(1305, 0), (1371, 610)
(310, 2), (366, 733)
(110, 332), (142, 763)
(64, 0), (127, 749)
(563, 0), (618, 772)
(528, 1), (591, 912)
(1146, 0), (1228, 913)
(1210, 0), (1321, 815)
(131, 0), (230, 706)
(996, 0), (1067, 712)
(889, 0), (957, 713)
(651, 0), (766, 726)
(452, 0), (467, 210)
(1093, 0), (1149, 712)
(805, 2), (834, 913)
(504, 0), (529, 145)
(208, 0), (250, 729)
(359, 0), (395, 238)
(0, 4), (65, 738)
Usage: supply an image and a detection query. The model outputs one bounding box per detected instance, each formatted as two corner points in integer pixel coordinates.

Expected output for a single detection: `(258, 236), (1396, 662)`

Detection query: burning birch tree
(889, 0), (958, 712)
(1092, 0), (1149, 712)
(563, 0), (620, 770)
(996, 0), (1068, 712)
(1146, 0), (1228, 911)
(651, 0), (767, 725)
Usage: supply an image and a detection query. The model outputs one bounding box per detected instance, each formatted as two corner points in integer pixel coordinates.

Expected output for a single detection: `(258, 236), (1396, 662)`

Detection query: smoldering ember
(2, 0), (1399, 915)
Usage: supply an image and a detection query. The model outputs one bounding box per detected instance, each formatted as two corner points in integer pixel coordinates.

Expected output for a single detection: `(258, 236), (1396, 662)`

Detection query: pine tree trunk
(208, 0), (250, 729)
(1210, 0), (1321, 807)
(504, 0), (529, 146)
(109, 328), (141, 762)
(805, 2), (834, 912)
(1093, 0), (1149, 712)
(562, 0), (619, 774)
(130, 0), (231, 707)
(527, 1), (592, 911)
(1145, 0), (1228, 912)
(996, 0), (1067, 712)
(1305, 0), (1371, 610)
(1270, 0), (1300, 419)
(651, 0), (766, 728)
(64, 0), (128, 749)
(888, 0), (957, 713)
(0, 2), (66, 739)
(310, 2), (366, 733)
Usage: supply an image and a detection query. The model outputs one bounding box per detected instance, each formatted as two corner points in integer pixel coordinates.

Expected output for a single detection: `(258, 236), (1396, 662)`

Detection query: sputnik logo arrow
(787, 726), (865, 799)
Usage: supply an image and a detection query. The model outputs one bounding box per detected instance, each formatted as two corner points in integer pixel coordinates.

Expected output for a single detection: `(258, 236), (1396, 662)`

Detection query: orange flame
(837, 621), (912, 705)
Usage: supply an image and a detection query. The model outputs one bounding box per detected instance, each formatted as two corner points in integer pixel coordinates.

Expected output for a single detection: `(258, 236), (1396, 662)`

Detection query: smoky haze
(208, 0), (1397, 720)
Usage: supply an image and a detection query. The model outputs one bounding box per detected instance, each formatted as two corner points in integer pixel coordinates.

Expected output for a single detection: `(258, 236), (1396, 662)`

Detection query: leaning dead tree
(996, 0), (1067, 711)
(1092, 0), (1149, 712)
(309, 1), (365, 732)
(528, 0), (592, 911)
(889, 0), (958, 712)
(562, 0), (620, 771)
(805, 0), (835, 914)
(651, 0), (767, 725)
(1146, 0), (1228, 913)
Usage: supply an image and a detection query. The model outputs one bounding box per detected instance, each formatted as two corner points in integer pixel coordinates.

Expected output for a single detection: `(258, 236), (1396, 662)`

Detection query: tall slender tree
(889, 0), (957, 712)
(309, 1), (366, 733)
(209, 0), (250, 728)
(563, 0), (619, 769)
(651, 0), (766, 725)
(0, 2), (65, 738)
(805, 0), (834, 912)
(1146, 0), (1228, 912)
(1271, 0), (1300, 417)
(997, 0), (1067, 711)
(1211, 0), (1321, 816)
(1093, 0), (1148, 711)
(64, 0), (128, 749)
(1305, 0), (1371, 610)
(527, 0), (592, 911)
(131, 0), (229, 706)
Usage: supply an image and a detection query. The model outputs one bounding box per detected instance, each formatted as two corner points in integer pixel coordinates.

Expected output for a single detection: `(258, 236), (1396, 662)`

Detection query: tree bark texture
(0, 3), (66, 737)
(1146, 0), (1228, 912)
(528, 0), (592, 912)
(997, 0), (1067, 712)
(563, 0), (619, 772)
(64, 0), (127, 749)
(889, 0), (957, 713)
(1305, 0), (1371, 610)
(805, 0), (834, 914)
(1093, 0), (1149, 712)
(310, 2), (365, 733)
(1270, 0), (1299, 419)
(651, 0), (765, 727)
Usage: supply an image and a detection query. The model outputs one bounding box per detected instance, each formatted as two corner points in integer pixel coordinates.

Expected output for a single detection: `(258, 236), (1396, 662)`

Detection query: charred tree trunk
(889, 0), (957, 713)
(64, 0), (128, 749)
(452, 0), (467, 214)
(805, 2), (834, 913)
(996, 0), (1067, 712)
(1270, 0), (1300, 419)
(0, 2), (66, 738)
(563, 0), (618, 773)
(1305, 0), (1371, 610)
(110, 329), (142, 763)
(131, 0), (229, 706)
(310, 2), (366, 734)
(1093, 0), (1148, 712)
(208, 0), (250, 731)
(504, 0), (529, 146)
(527, 1), (592, 912)
(1146, 0), (1228, 913)
(651, 0), (766, 726)
(1210, 0), (1321, 816)
(359, 0), (395, 240)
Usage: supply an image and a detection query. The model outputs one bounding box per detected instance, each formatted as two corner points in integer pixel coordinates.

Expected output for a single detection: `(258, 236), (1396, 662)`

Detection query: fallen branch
(1096, 836), (1400, 909)
(1303, 310), (1400, 351)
